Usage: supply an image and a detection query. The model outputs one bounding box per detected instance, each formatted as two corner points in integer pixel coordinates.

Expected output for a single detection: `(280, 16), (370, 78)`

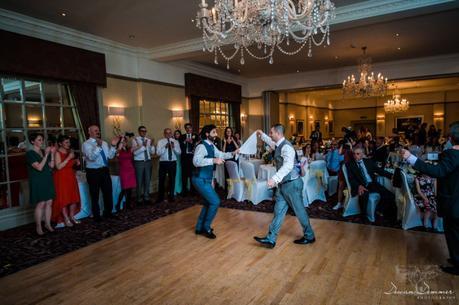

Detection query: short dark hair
(200, 124), (216, 140)
(57, 134), (70, 144)
(29, 133), (44, 144)
(184, 123), (192, 129)
(449, 121), (459, 145)
(138, 126), (146, 132)
(271, 123), (285, 135)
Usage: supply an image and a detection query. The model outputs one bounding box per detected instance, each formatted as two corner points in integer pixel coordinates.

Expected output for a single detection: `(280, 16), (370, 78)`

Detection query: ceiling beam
(149, 0), (455, 61)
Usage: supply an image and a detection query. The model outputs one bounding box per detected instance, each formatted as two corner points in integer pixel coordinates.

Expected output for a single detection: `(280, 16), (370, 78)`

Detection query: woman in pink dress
(115, 135), (137, 212)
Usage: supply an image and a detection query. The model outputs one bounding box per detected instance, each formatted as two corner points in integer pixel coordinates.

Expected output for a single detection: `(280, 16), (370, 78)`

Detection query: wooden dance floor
(1, 206), (458, 305)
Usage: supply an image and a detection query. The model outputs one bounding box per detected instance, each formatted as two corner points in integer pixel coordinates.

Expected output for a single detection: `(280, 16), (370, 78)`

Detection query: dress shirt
(260, 132), (295, 184)
(156, 138), (181, 161)
(193, 140), (233, 168)
(82, 138), (116, 169)
(325, 149), (344, 172)
(357, 160), (373, 185)
(406, 154), (418, 166)
(132, 136), (155, 161)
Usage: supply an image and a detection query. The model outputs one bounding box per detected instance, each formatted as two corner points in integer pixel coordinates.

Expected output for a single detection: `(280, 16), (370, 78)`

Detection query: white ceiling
(1, 0), (459, 78)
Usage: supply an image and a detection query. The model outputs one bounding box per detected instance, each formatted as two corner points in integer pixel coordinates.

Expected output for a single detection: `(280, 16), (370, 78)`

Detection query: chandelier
(384, 94), (409, 113)
(195, 0), (335, 69)
(342, 47), (388, 97)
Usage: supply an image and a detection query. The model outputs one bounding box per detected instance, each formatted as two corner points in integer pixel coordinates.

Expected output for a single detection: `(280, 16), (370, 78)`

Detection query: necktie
(100, 146), (108, 167)
(167, 139), (172, 161)
(143, 137), (149, 161)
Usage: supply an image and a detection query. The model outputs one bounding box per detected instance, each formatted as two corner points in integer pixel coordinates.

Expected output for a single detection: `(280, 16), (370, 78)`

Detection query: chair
(327, 175), (339, 197)
(341, 164), (380, 222)
(240, 161), (273, 205)
(225, 161), (246, 202)
(399, 170), (423, 230)
(304, 160), (329, 203)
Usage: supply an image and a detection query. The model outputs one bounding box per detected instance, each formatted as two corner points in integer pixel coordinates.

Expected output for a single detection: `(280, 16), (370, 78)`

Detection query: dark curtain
(70, 83), (99, 134)
(230, 102), (241, 134)
(189, 95), (200, 133)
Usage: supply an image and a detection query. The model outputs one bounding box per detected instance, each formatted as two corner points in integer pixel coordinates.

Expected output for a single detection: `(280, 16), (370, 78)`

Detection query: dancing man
(254, 124), (315, 248)
(193, 124), (239, 239)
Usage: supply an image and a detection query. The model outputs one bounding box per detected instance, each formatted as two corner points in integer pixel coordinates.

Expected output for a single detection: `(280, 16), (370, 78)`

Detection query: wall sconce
(27, 116), (42, 128)
(433, 113), (444, 118)
(107, 106), (125, 136)
(240, 113), (247, 123)
(171, 109), (184, 130)
(288, 114), (295, 122)
(376, 115), (385, 121)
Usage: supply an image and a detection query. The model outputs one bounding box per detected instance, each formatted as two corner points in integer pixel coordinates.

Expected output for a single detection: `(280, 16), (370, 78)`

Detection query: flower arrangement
(262, 151), (273, 164)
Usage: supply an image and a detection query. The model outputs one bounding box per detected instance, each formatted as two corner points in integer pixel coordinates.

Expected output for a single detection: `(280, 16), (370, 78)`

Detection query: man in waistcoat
(193, 124), (239, 239)
(254, 124), (316, 248)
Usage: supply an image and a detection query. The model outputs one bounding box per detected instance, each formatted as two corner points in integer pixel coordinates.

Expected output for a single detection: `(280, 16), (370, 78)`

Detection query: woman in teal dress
(26, 133), (56, 236)
(174, 130), (183, 195)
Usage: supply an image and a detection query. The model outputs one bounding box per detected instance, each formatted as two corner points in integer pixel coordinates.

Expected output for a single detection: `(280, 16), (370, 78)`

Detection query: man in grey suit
(253, 124), (315, 248)
(402, 121), (459, 276)
(132, 126), (155, 205)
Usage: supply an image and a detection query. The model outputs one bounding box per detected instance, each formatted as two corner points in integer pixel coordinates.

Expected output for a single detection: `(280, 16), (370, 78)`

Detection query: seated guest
(174, 130), (183, 196)
(325, 140), (344, 176)
(311, 142), (324, 161)
(233, 131), (243, 146)
(302, 143), (313, 161)
(222, 127), (239, 158)
(26, 133), (56, 235)
(346, 147), (395, 220)
(115, 135), (136, 211)
(52, 135), (81, 227)
(156, 128), (181, 203)
(82, 125), (118, 221)
(414, 173), (438, 231)
(407, 138), (423, 157)
(373, 137), (389, 164)
(333, 141), (353, 210)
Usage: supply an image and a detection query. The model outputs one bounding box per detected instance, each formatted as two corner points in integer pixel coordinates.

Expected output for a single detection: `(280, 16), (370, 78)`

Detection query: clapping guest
(115, 135), (136, 212)
(223, 127), (239, 157)
(26, 133), (55, 235)
(156, 128), (181, 203)
(179, 123), (199, 196)
(234, 131), (243, 146)
(311, 142), (324, 161)
(414, 173), (438, 231)
(52, 135), (81, 227)
(82, 125), (118, 221)
(132, 126), (155, 205)
(303, 143), (313, 161)
(174, 130), (183, 196)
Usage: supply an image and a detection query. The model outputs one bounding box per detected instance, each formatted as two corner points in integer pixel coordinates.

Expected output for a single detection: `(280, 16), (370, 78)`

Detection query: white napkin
(239, 131), (258, 155)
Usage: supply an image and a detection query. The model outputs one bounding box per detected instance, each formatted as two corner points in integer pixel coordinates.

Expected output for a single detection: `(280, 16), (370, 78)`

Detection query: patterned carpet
(0, 189), (431, 278)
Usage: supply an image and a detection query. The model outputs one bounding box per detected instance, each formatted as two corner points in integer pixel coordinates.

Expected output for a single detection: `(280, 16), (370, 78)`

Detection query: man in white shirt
(156, 128), (181, 203)
(193, 124), (238, 239)
(82, 125), (118, 221)
(131, 126), (156, 205)
(253, 124), (315, 248)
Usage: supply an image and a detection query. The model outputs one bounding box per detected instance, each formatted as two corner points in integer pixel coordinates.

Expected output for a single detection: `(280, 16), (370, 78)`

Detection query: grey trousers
(267, 178), (315, 243)
(134, 160), (152, 202)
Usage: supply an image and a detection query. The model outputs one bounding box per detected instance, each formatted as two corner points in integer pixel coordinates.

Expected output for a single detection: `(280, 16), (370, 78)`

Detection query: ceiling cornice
(149, 0), (454, 61)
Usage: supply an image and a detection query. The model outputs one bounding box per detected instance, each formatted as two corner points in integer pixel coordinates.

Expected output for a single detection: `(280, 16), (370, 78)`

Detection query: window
(199, 99), (235, 137)
(0, 77), (84, 210)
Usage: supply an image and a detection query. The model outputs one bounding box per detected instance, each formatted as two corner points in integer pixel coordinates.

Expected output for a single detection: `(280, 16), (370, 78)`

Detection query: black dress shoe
(201, 229), (216, 239)
(195, 230), (202, 235)
(293, 237), (316, 245)
(253, 236), (275, 248)
(440, 265), (459, 276)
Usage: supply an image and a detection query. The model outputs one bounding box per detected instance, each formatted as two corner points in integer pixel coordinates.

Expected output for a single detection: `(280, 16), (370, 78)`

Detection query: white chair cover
(225, 161), (246, 202)
(304, 160), (329, 203)
(399, 170), (423, 230)
(240, 161), (273, 205)
(341, 164), (380, 222)
(327, 175), (339, 196)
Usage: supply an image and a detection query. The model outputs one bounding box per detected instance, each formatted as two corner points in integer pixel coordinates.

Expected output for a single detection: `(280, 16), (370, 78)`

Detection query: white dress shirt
(132, 136), (156, 161)
(260, 132), (295, 184)
(193, 140), (233, 168)
(156, 138), (181, 162)
(82, 138), (116, 169)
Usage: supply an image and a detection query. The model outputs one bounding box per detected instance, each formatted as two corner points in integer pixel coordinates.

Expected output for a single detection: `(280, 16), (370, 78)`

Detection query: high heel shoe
(64, 219), (74, 227)
(71, 217), (81, 224)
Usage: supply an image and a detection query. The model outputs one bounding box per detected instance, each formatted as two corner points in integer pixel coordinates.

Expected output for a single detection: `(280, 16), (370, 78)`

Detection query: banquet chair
(399, 170), (423, 230)
(304, 160), (329, 203)
(240, 161), (273, 205)
(327, 175), (339, 197)
(341, 164), (381, 222)
(225, 161), (246, 202)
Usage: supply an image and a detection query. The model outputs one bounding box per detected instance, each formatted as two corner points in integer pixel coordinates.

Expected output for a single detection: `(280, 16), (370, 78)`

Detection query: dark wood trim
(106, 73), (185, 89)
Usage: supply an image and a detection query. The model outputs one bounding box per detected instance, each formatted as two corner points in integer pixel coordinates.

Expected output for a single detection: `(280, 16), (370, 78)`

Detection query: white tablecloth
(248, 159), (264, 176)
(74, 171), (124, 219)
(258, 164), (276, 180)
(215, 164), (226, 188)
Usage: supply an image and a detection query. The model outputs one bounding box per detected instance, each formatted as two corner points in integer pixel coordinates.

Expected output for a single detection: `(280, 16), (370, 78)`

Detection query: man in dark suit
(402, 121), (459, 276)
(179, 123), (199, 195)
(346, 147), (395, 220)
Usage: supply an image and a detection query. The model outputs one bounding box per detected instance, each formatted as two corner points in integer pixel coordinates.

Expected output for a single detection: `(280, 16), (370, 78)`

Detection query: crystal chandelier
(195, 0), (335, 69)
(384, 94), (409, 113)
(342, 47), (388, 97)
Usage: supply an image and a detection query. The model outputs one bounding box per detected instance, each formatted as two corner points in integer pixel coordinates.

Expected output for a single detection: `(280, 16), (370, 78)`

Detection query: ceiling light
(397, 47), (401, 50)
(195, 0), (336, 69)
(395, 33), (399, 37)
(296, 70), (300, 73)
(60, 12), (67, 17)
